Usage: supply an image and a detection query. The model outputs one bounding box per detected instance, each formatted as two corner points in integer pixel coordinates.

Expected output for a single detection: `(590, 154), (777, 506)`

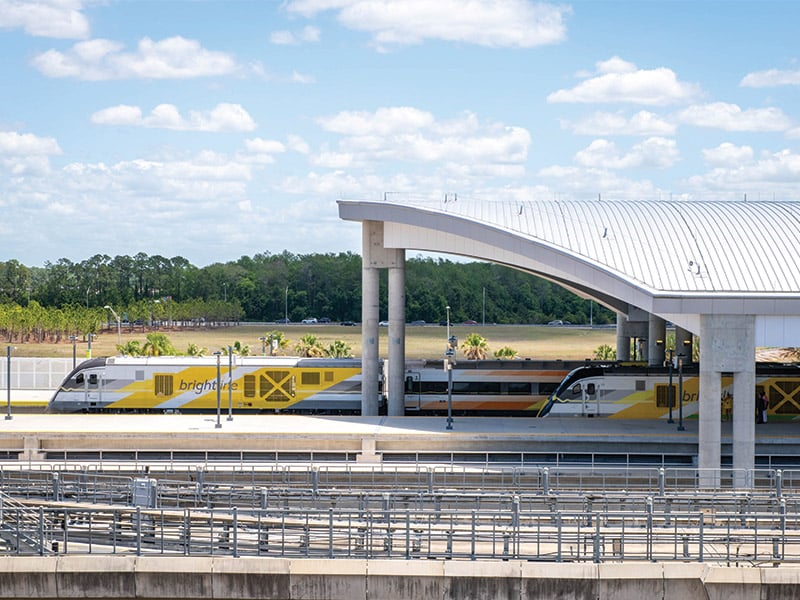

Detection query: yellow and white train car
(48, 356), (373, 413)
(545, 362), (800, 420)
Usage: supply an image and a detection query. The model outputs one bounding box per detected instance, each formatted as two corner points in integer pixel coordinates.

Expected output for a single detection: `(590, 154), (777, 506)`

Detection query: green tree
(266, 330), (290, 355)
(295, 334), (325, 357)
(117, 340), (143, 356)
(594, 344), (617, 360)
(142, 333), (178, 356)
(186, 343), (207, 356)
(325, 339), (353, 358)
(493, 346), (518, 359)
(461, 333), (489, 360)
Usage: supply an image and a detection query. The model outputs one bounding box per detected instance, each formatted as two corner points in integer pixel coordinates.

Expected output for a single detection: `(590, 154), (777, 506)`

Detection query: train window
(507, 382), (532, 395)
(420, 381), (447, 394)
(586, 383), (596, 395)
(154, 374), (173, 397)
(243, 375), (256, 398)
(453, 381), (501, 395)
(302, 372), (321, 386)
(405, 376), (416, 393)
(88, 374), (98, 385)
(135, 370), (144, 381)
(538, 382), (558, 395)
(571, 383), (581, 395)
(636, 380), (646, 392)
(75, 373), (84, 385)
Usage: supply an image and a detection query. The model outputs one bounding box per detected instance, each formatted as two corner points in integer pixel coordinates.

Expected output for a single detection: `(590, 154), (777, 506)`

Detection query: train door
(77, 367), (104, 410)
(405, 372), (421, 411)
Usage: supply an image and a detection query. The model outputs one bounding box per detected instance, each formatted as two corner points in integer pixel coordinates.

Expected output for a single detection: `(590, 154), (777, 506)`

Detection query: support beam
(361, 262), (380, 416)
(387, 256), (406, 416)
(648, 315), (666, 366)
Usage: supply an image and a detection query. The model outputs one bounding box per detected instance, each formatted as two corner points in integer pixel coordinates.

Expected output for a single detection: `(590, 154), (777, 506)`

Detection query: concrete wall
(1, 556), (800, 599)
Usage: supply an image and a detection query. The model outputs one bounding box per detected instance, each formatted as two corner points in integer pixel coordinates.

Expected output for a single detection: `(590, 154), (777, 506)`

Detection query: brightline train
(543, 362), (800, 420)
(47, 356), (586, 415)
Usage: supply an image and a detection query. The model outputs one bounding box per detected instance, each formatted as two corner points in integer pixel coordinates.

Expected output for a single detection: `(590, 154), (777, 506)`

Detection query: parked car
(379, 321), (389, 327)
(275, 318), (291, 324)
(319, 317), (331, 323)
(410, 320), (426, 326)
(341, 320), (356, 326)
(301, 318), (318, 324)
(547, 320), (564, 326)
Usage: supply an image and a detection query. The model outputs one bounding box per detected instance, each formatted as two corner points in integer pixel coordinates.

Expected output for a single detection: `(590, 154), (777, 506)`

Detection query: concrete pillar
(733, 369), (756, 487)
(616, 313), (630, 361)
(387, 257), (406, 416)
(361, 262), (380, 416)
(648, 315), (666, 366)
(676, 327), (694, 364)
(699, 314), (756, 489)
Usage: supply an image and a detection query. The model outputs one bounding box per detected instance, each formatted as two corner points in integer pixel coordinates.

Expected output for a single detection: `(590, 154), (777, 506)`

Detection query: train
(542, 361), (800, 420)
(46, 356), (586, 415)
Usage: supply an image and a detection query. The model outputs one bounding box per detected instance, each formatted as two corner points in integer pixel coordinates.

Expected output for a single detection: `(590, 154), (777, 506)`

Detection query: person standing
(760, 391), (769, 424)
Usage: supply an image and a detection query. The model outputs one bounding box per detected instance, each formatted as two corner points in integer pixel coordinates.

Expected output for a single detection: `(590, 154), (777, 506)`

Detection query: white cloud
(0, 131), (62, 156)
(285, 0), (570, 48)
(702, 143), (754, 167)
(548, 56), (701, 105)
(0, 0), (89, 39)
(318, 106), (435, 135)
(270, 25), (321, 45)
(315, 108), (531, 175)
(287, 134), (310, 154)
(291, 70), (316, 84)
(740, 68), (800, 88)
(562, 110), (676, 136)
(686, 149), (800, 193)
(31, 36), (240, 80)
(678, 102), (792, 132)
(244, 138), (287, 154)
(574, 137), (679, 170)
(90, 103), (257, 132)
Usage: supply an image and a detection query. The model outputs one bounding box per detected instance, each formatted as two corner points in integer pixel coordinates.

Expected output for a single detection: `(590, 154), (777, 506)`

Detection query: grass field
(9, 323), (615, 361)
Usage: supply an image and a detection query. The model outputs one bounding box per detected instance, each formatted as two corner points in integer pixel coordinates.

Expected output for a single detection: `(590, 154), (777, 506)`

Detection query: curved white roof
(339, 198), (800, 339)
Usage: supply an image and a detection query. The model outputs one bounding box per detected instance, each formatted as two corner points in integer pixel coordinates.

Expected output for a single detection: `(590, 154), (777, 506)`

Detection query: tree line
(0, 251), (615, 329)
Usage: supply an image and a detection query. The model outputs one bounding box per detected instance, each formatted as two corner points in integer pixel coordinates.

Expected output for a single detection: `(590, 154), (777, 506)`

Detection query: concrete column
(648, 315), (666, 366)
(733, 369), (756, 487)
(699, 314), (756, 489)
(676, 327), (694, 364)
(387, 255), (406, 417)
(361, 263), (380, 415)
(616, 313), (630, 361)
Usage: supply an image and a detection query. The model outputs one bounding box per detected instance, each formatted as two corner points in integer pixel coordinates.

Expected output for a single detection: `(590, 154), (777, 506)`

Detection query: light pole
(446, 305), (451, 341)
(445, 334), (457, 430)
(6, 346), (15, 421)
(677, 353), (685, 431)
(227, 346), (233, 422)
(69, 335), (78, 369)
(86, 333), (96, 359)
(214, 351), (222, 429)
(284, 286), (289, 323)
(104, 305), (121, 347)
(259, 336), (267, 356)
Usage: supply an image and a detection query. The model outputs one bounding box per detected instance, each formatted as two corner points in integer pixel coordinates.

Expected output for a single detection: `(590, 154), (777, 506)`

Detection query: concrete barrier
(2, 556), (800, 599)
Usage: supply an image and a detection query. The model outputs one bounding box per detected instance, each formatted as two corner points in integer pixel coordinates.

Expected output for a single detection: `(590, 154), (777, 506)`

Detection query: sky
(2, 0), (800, 268)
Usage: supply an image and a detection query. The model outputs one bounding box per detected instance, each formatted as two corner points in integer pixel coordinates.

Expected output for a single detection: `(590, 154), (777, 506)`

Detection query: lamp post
(677, 353), (685, 431)
(69, 335), (78, 369)
(104, 305), (121, 347)
(259, 336), (267, 356)
(6, 346), (15, 421)
(86, 333), (96, 359)
(214, 352), (222, 429)
(284, 286), (289, 323)
(227, 346), (233, 422)
(445, 334), (457, 431)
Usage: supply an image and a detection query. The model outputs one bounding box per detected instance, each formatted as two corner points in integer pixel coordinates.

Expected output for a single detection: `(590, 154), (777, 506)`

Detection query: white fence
(0, 358), (73, 390)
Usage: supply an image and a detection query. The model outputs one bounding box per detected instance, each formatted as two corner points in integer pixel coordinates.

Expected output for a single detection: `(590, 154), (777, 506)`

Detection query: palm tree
(223, 340), (251, 356)
(461, 333), (489, 360)
(493, 346), (518, 359)
(295, 334), (325, 357)
(325, 339), (353, 358)
(186, 342), (207, 356)
(142, 332), (178, 356)
(266, 330), (290, 355)
(117, 340), (143, 357)
(593, 344), (616, 360)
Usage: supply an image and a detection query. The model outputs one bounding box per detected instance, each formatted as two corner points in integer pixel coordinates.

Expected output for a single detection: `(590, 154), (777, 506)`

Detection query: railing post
(232, 507), (239, 558)
(776, 469), (783, 499)
(593, 517), (601, 563)
(646, 496), (653, 561)
(658, 467), (665, 497)
(542, 467), (550, 496)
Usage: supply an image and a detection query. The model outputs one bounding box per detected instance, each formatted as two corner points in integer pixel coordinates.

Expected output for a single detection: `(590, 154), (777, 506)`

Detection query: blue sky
(2, 0), (799, 267)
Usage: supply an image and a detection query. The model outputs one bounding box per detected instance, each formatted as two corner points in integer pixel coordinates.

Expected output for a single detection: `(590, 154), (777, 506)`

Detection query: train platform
(0, 412), (799, 466)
